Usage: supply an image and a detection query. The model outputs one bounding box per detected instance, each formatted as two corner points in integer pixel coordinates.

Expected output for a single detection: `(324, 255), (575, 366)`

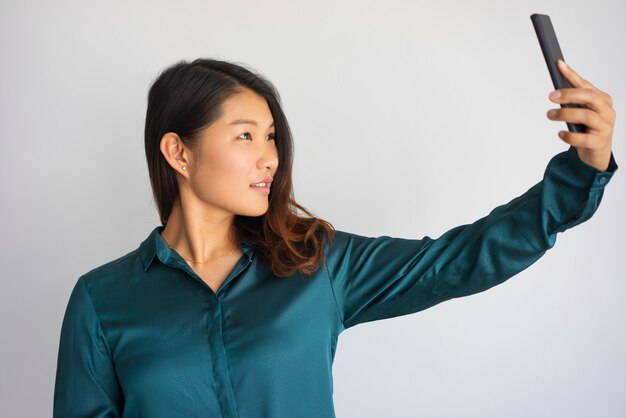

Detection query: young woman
(53, 58), (617, 417)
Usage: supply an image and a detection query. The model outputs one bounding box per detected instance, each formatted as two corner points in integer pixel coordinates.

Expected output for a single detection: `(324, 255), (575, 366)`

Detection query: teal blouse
(54, 146), (617, 418)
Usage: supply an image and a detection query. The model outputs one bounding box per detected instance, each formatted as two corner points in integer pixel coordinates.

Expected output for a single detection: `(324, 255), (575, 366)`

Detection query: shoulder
(325, 229), (384, 247)
(323, 229), (381, 258)
(79, 247), (143, 297)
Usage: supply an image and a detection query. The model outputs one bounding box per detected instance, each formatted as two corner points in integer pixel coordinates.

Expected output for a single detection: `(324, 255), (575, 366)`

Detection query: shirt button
(598, 176), (607, 185)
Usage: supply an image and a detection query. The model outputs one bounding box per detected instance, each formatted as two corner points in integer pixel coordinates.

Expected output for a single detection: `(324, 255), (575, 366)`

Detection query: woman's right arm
(53, 276), (123, 418)
(323, 146), (617, 331)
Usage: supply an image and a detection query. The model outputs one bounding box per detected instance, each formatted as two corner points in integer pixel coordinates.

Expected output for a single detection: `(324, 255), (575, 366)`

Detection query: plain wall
(1, 0), (624, 417)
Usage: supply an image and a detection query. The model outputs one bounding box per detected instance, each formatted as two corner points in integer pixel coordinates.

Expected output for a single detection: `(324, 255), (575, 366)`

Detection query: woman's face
(181, 88), (279, 217)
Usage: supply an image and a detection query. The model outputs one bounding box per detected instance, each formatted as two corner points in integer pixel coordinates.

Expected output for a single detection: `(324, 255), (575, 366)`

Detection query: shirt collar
(139, 225), (255, 272)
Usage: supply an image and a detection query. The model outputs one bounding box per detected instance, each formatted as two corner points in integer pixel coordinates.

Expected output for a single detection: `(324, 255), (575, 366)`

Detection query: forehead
(219, 89), (273, 125)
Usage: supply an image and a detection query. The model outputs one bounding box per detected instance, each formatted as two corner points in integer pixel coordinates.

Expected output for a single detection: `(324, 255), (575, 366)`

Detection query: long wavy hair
(144, 58), (335, 277)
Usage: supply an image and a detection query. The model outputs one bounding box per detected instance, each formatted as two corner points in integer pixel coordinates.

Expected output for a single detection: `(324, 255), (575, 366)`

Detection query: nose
(257, 143), (279, 173)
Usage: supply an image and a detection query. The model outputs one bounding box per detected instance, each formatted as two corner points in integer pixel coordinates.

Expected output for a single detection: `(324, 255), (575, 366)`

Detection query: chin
(238, 205), (269, 217)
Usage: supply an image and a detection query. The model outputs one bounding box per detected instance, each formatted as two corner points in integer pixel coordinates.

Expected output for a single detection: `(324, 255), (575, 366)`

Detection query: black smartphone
(530, 13), (587, 133)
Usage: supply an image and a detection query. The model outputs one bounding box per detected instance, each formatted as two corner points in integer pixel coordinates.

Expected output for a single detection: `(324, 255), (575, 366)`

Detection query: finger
(550, 87), (610, 114)
(548, 107), (608, 133)
(558, 60), (612, 106)
(557, 129), (604, 150)
(558, 60), (591, 89)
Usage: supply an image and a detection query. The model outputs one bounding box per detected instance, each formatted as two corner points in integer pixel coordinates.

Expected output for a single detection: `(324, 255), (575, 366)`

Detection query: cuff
(565, 145), (618, 190)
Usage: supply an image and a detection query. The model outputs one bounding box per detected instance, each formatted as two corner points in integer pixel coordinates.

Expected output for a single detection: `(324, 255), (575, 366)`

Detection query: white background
(1, 0), (624, 417)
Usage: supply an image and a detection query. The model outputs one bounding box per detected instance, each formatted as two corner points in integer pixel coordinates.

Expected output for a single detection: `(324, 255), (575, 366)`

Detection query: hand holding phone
(530, 13), (587, 133)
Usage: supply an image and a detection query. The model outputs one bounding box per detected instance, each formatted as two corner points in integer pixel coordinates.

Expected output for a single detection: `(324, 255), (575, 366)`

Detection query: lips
(250, 177), (273, 187)
(250, 181), (271, 187)
(250, 182), (271, 195)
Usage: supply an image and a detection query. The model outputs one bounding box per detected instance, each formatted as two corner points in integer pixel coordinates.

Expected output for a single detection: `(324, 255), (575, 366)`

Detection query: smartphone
(530, 13), (587, 133)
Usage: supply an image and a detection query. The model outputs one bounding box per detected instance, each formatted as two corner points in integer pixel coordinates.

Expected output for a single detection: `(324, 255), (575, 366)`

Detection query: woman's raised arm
(324, 145), (617, 331)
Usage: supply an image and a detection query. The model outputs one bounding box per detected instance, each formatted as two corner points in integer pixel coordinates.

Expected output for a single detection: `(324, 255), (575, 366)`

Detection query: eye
(238, 132), (276, 141)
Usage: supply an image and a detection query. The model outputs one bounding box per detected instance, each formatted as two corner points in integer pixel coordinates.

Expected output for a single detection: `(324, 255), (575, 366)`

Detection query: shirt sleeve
(325, 146), (618, 331)
(53, 275), (123, 417)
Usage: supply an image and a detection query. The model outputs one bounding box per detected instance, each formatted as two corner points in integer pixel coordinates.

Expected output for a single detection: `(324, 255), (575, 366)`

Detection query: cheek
(193, 150), (251, 193)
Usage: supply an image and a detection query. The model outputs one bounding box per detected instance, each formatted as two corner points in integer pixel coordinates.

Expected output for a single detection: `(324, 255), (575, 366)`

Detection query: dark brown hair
(144, 58), (335, 277)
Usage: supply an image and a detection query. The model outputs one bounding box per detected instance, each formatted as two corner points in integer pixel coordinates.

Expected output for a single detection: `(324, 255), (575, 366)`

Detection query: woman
(53, 58), (617, 417)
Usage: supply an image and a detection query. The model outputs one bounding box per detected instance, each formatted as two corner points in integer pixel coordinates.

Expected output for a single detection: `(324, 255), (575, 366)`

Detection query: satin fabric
(54, 146), (617, 418)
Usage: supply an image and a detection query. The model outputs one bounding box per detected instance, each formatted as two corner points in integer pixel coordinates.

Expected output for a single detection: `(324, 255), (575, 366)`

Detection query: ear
(159, 132), (191, 178)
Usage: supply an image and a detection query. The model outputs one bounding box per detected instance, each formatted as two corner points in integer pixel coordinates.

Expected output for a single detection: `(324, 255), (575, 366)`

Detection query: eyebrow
(228, 119), (275, 128)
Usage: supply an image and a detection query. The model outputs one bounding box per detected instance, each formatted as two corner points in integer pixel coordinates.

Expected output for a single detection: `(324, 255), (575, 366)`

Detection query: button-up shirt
(54, 146), (617, 417)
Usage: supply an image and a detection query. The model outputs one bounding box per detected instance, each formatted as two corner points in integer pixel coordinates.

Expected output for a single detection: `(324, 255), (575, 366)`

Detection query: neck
(161, 198), (239, 263)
